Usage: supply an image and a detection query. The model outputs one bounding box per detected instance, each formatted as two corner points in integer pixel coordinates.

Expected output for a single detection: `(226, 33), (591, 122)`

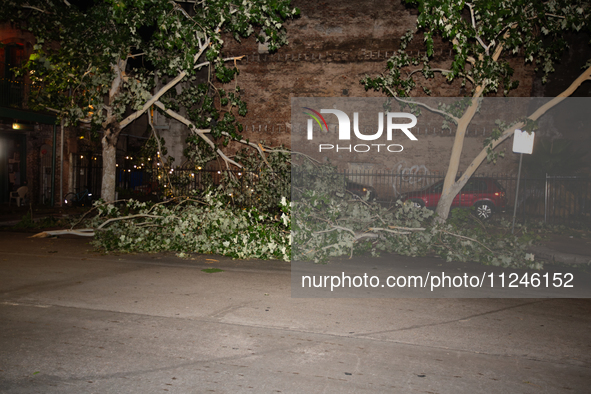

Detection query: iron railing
(117, 167), (289, 210)
(0, 78), (26, 108)
(335, 170), (591, 226)
(90, 163), (591, 226)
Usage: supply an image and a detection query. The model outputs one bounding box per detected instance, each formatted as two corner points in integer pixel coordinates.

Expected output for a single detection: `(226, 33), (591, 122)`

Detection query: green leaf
(202, 268), (225, 273)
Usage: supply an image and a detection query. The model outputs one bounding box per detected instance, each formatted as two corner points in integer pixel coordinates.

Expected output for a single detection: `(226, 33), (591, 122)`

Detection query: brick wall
(218, 0), (536, 175)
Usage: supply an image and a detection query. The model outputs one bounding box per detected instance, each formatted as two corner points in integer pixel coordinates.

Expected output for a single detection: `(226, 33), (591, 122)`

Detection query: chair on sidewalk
(9, 186), (28, 207)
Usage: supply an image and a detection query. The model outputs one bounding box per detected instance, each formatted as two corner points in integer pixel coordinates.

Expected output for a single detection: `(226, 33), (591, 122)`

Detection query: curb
(0, 214), (70, 228)
(528, 246), (591, 265)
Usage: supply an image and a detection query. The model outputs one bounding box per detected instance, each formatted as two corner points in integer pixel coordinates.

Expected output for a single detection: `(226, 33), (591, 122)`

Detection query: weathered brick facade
(219, 0), (537, 176)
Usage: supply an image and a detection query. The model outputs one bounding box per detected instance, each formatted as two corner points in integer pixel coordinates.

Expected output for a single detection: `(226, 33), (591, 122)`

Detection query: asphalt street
(0, 231), (590, 393)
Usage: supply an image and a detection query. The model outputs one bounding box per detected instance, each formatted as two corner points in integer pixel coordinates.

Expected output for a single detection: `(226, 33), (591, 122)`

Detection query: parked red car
(400, 177), (507, 220)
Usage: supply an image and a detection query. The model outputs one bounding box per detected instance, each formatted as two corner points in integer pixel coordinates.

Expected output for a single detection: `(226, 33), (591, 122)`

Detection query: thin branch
(491, 22), (517, 52)
(194, 55), (245, 70)
(153, 101), (242, 168)
(148, 108), (174, 189)
(44, 107), (62, 114)
(127, 52), (146, 59)
(407, 67), (454, 78)
(97, 214), (164, 230)
(407, 66), (475, 86)
(194, 36), (209, 61)
(314, 226), (356, 237)
(545, 13), (566, 19)
(22, 5), (50, 13)
(388, 225), (426, 231)
(69, 199), (136, 229)
(394, 97), (461, 123)
(31, 229), (95, 238)
(170, 0), (191, 19)
(289, 150), (321, 164)
(466, 3), (490, 55)
(120, 49), (244, 130)
(218, 132), (272, 170)
(145, 196), (185, 215)
(369, 227), (411, 235)
(135, 223), (163, 228)
(441, 230), (494, 254)
(120, 70), (188, 129)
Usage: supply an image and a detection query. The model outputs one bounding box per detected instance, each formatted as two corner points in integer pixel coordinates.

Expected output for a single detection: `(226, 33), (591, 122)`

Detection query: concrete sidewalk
(0, 204), (72, 227)
(0, 232), (590, 393)
(528, 233), (591, 265)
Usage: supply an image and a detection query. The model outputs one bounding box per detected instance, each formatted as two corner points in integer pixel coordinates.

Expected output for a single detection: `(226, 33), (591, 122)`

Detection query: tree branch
(147, 108), (174, 189)
(466, 3), (490, 55)
(152, 101), (242, 169)
(394, 97), (460, 123)
(369, 227), (412, 235)
(194, 55), (245, 70)
(31, 229), (94, 238)
(170, 0), (191, 20)
(120, 70), (188, 129)
(127, 52), (146, 59)
(22, 5), (50, 14)
(97, 214), (164, 230)
(459, 66), (591, 187)
(388, 225), (426, 231)
(441, 230), (494, 254)
(119, 53), (243, 129)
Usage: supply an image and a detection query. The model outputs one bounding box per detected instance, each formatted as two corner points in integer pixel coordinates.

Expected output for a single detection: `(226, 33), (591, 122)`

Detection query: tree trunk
(100, 123), (121, 202)
(456, 67), (591, 195)
(434, 67), (591, 223)
(434, 93), (481, 223)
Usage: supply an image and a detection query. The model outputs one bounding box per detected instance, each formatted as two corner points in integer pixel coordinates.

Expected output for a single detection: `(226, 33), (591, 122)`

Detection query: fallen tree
(363, 0), (591, 223)
(1, 0), (299, 201)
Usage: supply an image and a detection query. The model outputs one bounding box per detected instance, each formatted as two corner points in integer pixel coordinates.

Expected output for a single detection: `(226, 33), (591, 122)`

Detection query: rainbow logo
(303, 107), (328, 132)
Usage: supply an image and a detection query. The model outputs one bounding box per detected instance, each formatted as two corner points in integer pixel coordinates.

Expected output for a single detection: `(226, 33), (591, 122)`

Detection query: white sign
(513, 129), (535, 154)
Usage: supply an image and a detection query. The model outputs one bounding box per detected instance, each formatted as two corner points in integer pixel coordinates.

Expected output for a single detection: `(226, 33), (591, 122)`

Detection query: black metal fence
(0, 78), (25, 108)
(70, 154), (102, 197)
(111, 166), (591, 226)
(339, 170), (591, 226)
(118, 167), (289, 209)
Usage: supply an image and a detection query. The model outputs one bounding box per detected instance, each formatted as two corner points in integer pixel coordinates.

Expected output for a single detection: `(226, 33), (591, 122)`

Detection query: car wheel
(407, 199), (425, 209)
(474, 202), (494, 220)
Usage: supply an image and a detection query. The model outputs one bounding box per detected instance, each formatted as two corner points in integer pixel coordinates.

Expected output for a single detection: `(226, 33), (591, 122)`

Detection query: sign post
(512, 129), (535, 234)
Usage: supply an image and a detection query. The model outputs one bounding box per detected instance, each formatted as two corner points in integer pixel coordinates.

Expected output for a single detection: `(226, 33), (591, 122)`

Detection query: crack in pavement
(351, 299), (547, 337)
(2, 300), (586, 370)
